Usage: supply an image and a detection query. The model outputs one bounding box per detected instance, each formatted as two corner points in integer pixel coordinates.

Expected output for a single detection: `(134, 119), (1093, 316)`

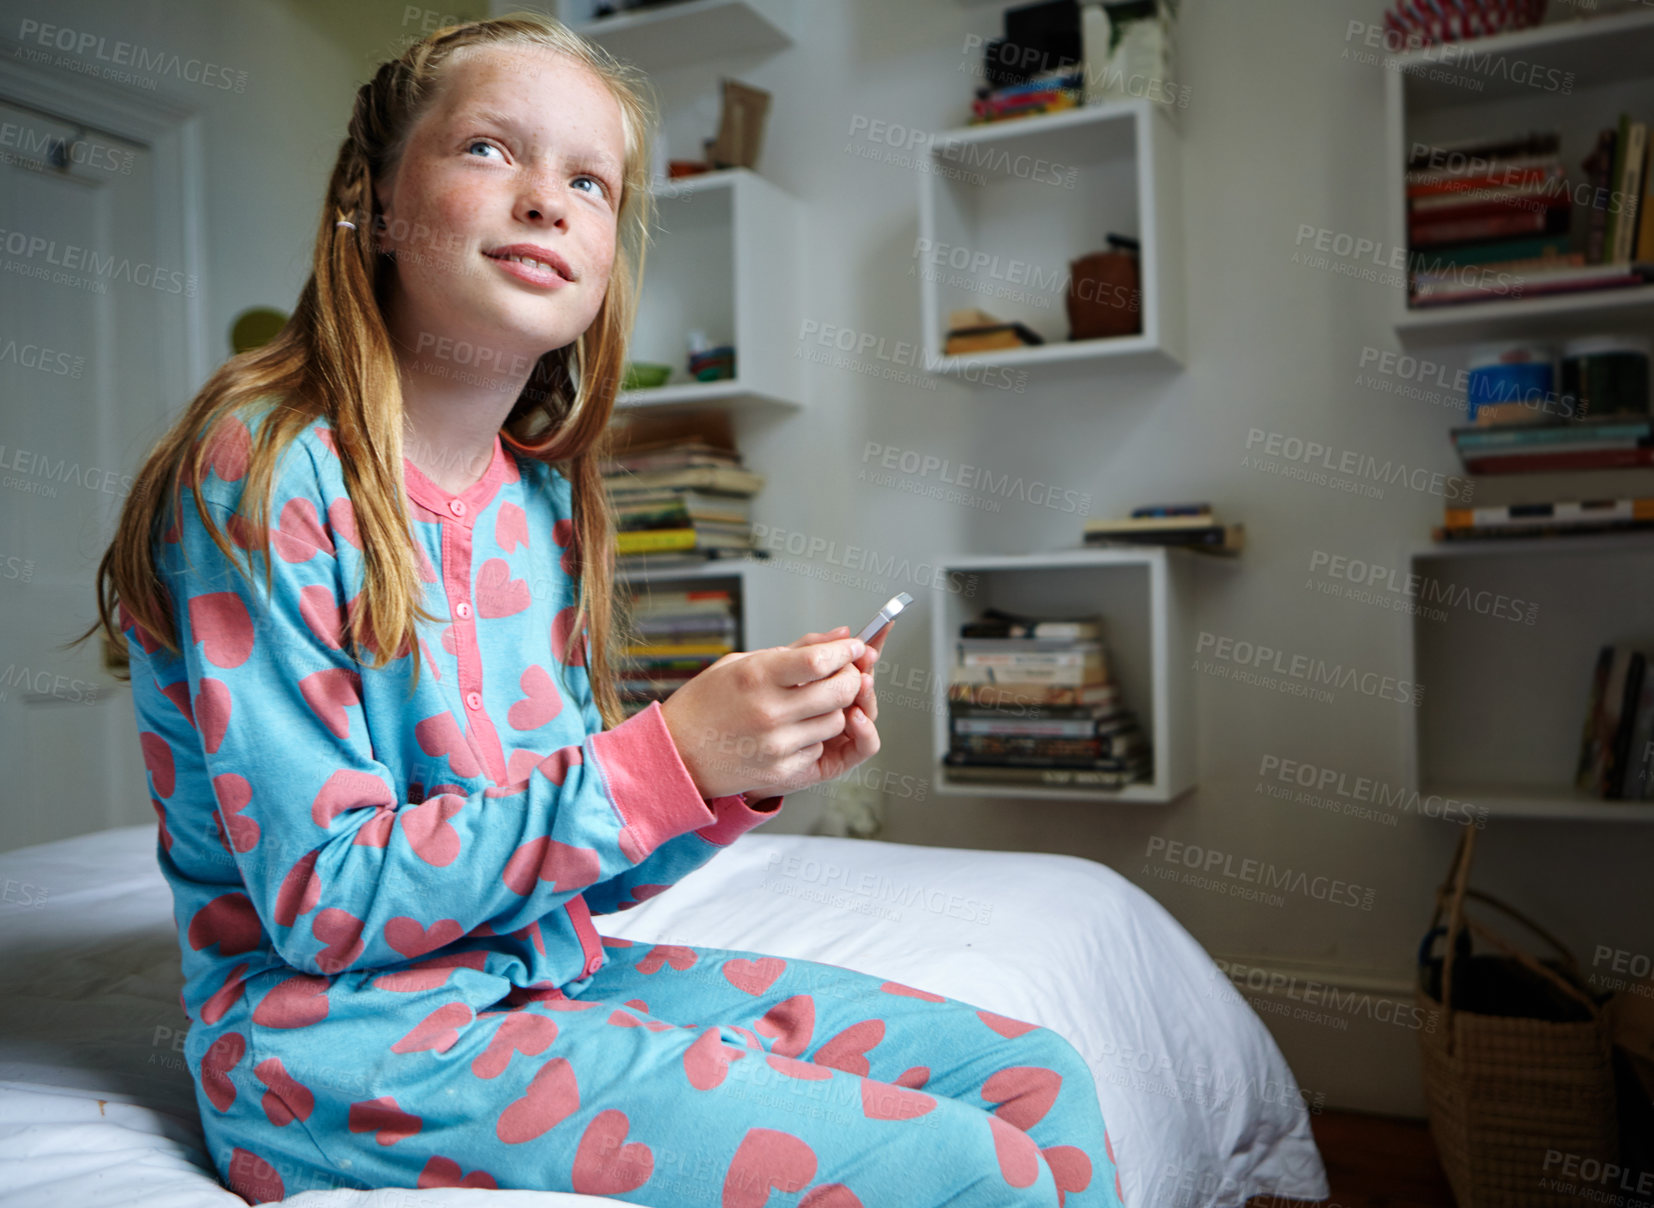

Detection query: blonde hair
(77, 12), (656, 730)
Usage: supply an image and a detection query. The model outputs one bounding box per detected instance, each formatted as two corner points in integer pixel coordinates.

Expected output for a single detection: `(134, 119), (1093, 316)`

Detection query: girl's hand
(659, 626), (886, 801)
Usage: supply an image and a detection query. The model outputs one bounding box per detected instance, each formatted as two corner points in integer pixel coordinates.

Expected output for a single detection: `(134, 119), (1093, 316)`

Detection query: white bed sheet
(0, 825), (1328, 1207)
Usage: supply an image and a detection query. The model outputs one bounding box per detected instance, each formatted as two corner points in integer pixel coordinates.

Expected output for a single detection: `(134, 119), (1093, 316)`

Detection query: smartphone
(856, 592), (915, 645)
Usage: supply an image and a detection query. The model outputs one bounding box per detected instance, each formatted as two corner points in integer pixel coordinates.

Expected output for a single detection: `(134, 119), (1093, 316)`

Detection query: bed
(0, 824), (1328, 1207)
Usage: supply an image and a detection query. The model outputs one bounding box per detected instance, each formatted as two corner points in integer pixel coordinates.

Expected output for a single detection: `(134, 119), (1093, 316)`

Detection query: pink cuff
(583, 700), (716, 862)
(698, 793), (786, 846)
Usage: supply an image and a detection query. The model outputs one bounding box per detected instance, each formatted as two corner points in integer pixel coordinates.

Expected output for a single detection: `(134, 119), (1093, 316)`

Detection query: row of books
(616, 587), (738, 720)
(971, 65), (1083, 124)
(602, 412), (765, 568)
(1575, 645), (1654, 801)
(1450, 414), (1654, 475)
(1082, 501), (1244, 555)
(1405, 127), (1654, 309)
(1434, 496), (1654, 542)
(941, 610), (1151, 789)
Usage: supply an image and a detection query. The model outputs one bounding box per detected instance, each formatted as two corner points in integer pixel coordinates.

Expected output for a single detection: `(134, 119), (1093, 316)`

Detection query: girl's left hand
(784, 623), (886, 778)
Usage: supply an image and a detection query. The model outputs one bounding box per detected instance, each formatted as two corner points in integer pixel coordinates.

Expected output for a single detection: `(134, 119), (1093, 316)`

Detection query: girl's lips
(482, 251), (569, 289)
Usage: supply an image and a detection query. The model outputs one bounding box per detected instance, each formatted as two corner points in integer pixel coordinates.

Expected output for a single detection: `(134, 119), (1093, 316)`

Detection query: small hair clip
(336, 219), (357, 230)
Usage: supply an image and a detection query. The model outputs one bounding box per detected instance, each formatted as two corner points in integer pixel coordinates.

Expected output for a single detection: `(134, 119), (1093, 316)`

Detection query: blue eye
(573, 175), (607, 197)
(466, 139), (502, 159)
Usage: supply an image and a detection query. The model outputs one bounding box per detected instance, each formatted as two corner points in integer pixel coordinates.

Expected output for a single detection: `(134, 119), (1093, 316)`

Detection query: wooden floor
(1245, 1110), (1456, 1208)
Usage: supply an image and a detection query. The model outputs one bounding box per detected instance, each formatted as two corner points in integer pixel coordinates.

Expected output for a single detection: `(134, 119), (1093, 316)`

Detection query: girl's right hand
(658, 635), (869, 800)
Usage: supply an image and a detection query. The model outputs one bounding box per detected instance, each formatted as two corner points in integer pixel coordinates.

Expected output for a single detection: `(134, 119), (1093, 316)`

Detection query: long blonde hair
(77, 13), (655, 730)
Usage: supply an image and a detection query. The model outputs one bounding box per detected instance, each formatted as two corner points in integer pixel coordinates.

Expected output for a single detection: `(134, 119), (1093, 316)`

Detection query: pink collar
(401, 432), (514, 524)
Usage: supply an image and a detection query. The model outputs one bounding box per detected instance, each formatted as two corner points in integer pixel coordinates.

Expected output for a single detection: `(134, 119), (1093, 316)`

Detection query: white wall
(6, 0), (1648, 1114)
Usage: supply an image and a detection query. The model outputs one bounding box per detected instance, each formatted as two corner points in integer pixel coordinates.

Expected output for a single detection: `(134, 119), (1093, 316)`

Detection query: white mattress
(0, 825), (1328, 1207)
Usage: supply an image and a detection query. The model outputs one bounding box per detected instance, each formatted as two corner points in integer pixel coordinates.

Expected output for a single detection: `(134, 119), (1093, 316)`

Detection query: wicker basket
(1416, 828), (1618, 1207)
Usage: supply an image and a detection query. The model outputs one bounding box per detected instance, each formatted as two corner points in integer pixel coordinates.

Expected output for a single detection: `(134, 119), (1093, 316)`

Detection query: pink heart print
(419, 1157), (498, 1190)
(811, 1019), (885, 1076)
(383, 916), (463, 959)
(272, 498), (333, 561)
(274, 851), (322, 927)
(472, 1011), (559, 1079)
(982, 1065), (1063, 1132)
(977, 1008), (1040, 1038)
(188, 591), (256, 668)
(549, 604), (586, 666)
(311, 907), (366, 973)
(212, 773), (259, 852)
(1042, 1144), (1094, 1207)
(251, 974), (331, 1029)
(475, 557), (530, 618)
(391, 1002), (474, 1054)
(401, 794), (465, 867)
(859, 1080), (936, 1121)
(636, 943), (697, 975)
(299, 668), (361, 739)
(502, 836), (602, 895)
(195, 678), (232, 752)
(200, 415), (251, 484)
(723, 956), (787, 995)
(496, 1057), (580, 1144)
(683, 1026), (749, 1090)
(495, 502), (529, 552)
(572, 1110), (654, 1196)
(188, 892), (262, 955)
(139, 732), (175, 798)
(507, 664), (563, 731)
(200, 1030), (246, 1111)
(723, 1128), (818, 1208)
(201, 962), (250, 1025)
(414, 712), (483, 780)
(987, 1113), (1042, 1190)
(348, 1096), (422, 1146)
(755, 994), (815, 1057)
(254, 1057), (315, 1127)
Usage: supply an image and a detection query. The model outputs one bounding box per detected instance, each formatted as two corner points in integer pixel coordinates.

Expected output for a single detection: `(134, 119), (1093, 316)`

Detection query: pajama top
(123, 398), (785, 1041)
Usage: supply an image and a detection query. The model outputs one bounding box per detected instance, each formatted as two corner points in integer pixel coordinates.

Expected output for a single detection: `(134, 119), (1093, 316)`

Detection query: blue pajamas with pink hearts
(124, 400), (1125, 1207)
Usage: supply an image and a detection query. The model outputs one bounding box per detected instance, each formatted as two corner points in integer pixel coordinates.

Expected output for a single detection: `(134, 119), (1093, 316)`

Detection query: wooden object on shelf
(1066, 238), (1142, 339)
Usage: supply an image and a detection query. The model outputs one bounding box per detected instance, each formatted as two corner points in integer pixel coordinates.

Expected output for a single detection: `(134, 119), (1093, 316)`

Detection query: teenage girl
(85, 14), (1124, 1206)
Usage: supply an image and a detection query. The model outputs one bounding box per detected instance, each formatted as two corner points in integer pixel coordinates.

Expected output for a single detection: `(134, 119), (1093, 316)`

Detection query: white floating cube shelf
(929, 547), (1199, 803)
(1401, 534), (1654, 822)
(917, 98), (1186, 376)
(501, 0), (796, 71)
(1384, 9), (1654, 345)
(618, 168), (803, 413)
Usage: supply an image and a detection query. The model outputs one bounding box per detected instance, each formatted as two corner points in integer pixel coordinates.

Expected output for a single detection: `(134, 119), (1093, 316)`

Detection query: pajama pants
(209, 937), (1126, 1207)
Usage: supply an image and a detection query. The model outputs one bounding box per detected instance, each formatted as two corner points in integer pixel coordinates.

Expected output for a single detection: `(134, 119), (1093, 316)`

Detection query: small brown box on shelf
(1067, 234), (1142, 340)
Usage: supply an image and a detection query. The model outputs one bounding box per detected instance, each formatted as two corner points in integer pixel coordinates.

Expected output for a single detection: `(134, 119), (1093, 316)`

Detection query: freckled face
(374, 45), (627, 361)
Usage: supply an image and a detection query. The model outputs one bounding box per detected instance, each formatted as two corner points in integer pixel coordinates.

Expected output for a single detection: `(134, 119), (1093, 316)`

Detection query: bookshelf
(927, 547), (1201, 803)
(1402, 536), (1654, 822)
(618, 168), (803, 416)
(494, 0), (796, 72)
(1384, 9), (1654, 345)
(916, 97), (1186, 376)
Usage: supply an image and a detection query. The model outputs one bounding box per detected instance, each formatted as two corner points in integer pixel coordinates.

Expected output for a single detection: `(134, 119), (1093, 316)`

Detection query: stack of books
(970, 65), (1083, 124)
(1451, 415), (1654, 475)
(942, 609), (1151, 789)
(1406, 124), (1654, 308)
(1575, 644), (1654, 801)
(1083, 502), (1244, 555)
(1434, 496), (1654, 542)
(602, 413), (766, 570)
(616, 587), (738, 720)
(943, 308), (1044, 356)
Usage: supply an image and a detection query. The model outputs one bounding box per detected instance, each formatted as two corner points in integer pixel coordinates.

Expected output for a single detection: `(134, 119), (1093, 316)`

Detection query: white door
(0, 83), (198, 851)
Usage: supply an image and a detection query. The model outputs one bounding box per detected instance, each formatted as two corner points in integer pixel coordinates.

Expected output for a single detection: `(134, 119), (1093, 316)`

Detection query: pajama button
(448, 499), (466, 517)
(466, 691), (482, 710)
(455, 601), (472, 620)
